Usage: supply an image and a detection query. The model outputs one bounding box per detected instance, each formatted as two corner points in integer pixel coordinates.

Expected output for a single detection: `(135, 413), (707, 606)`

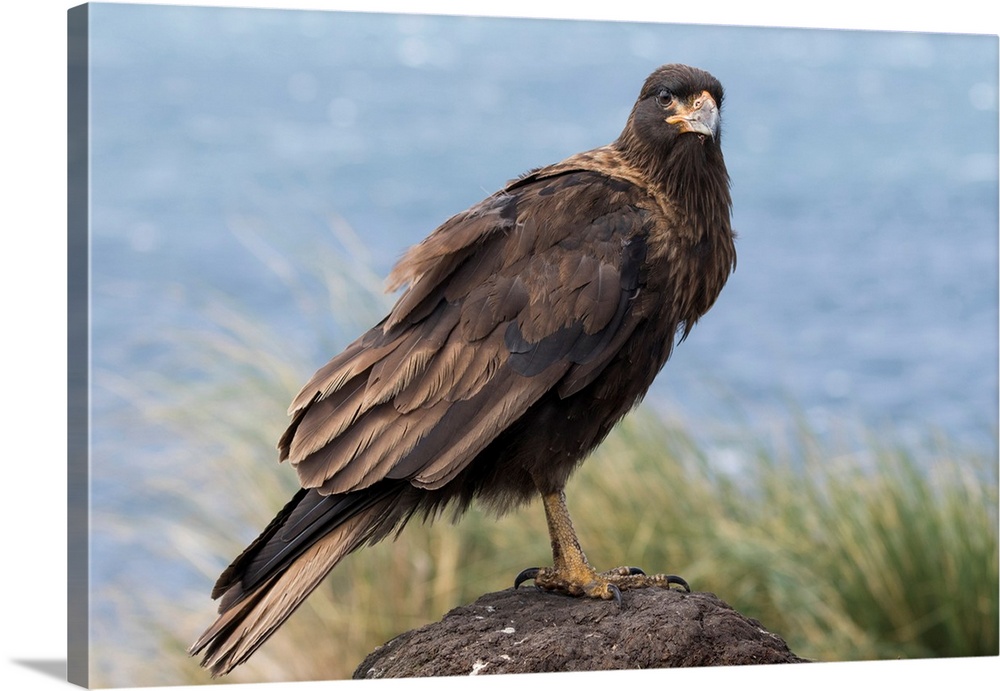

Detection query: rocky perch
(354, 587), (808, 678)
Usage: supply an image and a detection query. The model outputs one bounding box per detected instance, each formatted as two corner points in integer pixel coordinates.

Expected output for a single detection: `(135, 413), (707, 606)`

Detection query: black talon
(627, 566), (645, 576)
(514, 567), (541, 589)
(667, 574), (691, 591)
(609, 583), (623, 608)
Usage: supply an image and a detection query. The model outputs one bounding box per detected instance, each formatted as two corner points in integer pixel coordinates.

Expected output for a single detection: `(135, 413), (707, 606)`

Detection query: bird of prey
(191, 63), (735, 677)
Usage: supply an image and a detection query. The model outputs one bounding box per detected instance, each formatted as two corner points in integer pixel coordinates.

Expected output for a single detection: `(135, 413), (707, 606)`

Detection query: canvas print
(68, 2), (998, 687)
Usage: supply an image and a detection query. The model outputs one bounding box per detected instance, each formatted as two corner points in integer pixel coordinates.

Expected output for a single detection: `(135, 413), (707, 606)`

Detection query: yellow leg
(515, 490), (690, 603)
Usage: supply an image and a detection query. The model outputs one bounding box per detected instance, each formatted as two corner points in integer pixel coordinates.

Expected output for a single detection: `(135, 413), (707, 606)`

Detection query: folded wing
(279, 169), (654, 496)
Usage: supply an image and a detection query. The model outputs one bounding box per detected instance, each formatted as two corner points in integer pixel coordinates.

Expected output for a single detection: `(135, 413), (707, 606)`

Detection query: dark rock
(354, 587), (808, 678)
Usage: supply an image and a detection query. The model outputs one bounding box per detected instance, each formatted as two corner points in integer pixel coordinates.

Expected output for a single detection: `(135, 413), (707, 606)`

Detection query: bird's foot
(514, 564), (689, 606)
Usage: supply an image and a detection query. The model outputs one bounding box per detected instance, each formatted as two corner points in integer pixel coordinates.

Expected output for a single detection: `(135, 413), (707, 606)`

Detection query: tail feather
(189, 482), (412, 677)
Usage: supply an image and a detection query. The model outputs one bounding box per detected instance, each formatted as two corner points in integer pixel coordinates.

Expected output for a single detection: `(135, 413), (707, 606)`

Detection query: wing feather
(411, 367), (568, 488)
(285, 334), (400, 415)
(575, 261), (621, 331)
(391, 337), (475, 413)
(362, 304), (460, 409)
(285, 377), (367, 463)
(278, 169), (657, 496)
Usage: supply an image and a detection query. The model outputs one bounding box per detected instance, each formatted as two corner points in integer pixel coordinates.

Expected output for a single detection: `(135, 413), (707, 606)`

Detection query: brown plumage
(190, 63), (736, 677)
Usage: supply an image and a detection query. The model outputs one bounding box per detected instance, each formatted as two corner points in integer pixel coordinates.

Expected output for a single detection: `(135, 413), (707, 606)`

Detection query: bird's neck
(662, 137), (732, 242)
(612, 135), (731, 244)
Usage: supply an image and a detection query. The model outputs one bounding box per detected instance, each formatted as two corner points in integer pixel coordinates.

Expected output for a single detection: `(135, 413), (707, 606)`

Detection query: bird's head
(619, 64), (725, 154)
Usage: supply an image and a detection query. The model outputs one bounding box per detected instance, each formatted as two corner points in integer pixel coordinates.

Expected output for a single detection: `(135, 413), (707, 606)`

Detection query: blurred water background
(84, 3), (997, 685)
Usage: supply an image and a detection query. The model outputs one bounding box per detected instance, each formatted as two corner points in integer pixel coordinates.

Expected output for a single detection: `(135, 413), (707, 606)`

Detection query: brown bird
(190, 63), (735, 677)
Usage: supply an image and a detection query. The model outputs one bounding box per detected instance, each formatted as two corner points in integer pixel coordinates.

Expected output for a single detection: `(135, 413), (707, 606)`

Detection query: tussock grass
(90, 220), (998, 685)
(582, 416), (998, 663)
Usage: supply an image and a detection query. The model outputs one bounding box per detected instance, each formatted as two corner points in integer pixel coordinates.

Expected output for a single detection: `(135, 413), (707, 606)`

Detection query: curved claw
(667, 574), (691, 592)
(626, 566), (646, 576)
(514, 567), (541, 589)
(609, 583), (623, 608)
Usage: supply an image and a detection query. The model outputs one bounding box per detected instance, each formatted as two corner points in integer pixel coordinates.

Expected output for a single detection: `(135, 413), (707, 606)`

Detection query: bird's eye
(656, 89), (674, 108)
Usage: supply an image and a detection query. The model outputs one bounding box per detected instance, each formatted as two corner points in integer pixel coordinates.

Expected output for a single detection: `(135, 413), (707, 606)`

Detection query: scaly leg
(514, 490), (689, 605)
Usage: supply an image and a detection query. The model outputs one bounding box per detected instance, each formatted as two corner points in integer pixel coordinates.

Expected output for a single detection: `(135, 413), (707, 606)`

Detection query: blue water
(83, 4), (998, 682)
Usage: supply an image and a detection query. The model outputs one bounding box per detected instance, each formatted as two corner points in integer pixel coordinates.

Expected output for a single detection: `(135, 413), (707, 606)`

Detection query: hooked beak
(666, 90), (719, 138)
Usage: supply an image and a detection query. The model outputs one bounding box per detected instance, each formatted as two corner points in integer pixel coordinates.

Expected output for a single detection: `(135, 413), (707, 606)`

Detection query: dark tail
(189, 481), (413, 677)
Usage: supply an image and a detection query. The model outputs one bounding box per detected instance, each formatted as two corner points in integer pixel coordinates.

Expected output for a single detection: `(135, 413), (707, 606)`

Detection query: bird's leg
(515, 490), (690, 603)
